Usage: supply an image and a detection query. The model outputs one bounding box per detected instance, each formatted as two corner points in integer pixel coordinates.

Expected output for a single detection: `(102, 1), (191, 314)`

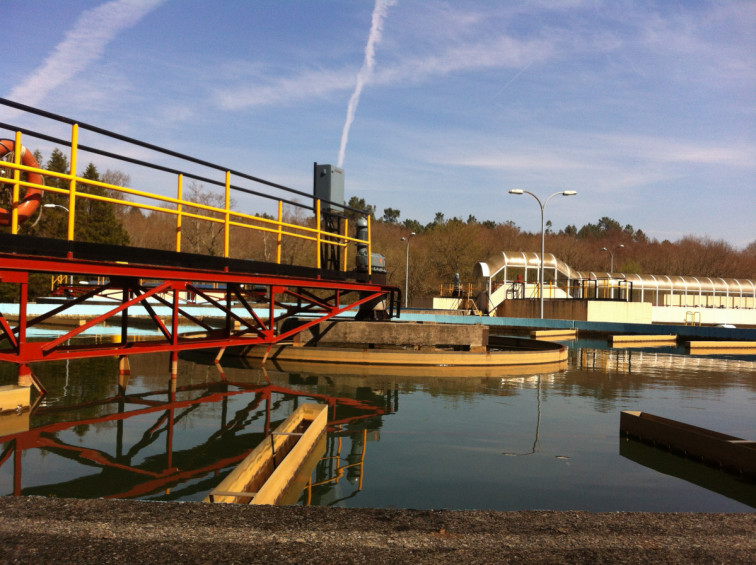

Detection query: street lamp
(400, 232), (415, 308)
(31, 203), (70, 228)
(508, 189), (577, 319)
(600, 244), (624, 273)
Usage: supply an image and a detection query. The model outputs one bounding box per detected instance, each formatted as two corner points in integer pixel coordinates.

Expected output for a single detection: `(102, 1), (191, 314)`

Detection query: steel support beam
(0, 253), (399, 386)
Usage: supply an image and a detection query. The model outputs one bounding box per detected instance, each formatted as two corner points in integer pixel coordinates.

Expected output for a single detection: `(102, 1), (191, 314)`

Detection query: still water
(1, 338), (754, 511)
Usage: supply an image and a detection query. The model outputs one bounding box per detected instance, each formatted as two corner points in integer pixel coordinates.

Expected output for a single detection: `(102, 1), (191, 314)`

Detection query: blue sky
(2, 0), (754, 247)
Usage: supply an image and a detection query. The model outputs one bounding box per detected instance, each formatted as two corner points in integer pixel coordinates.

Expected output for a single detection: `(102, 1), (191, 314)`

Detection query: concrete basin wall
(283, 320), (489, 351)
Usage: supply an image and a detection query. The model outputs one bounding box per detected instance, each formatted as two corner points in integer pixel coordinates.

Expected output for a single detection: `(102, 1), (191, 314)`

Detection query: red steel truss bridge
(0, 233), (399, 391)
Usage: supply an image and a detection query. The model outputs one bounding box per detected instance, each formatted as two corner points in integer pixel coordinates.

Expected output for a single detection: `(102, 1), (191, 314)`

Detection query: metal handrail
(1, 100), (371, 272)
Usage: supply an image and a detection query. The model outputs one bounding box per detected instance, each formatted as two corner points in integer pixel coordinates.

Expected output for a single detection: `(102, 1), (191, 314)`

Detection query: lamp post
(508, 189), (577, 319)
(400, 232), (415, 308)
(600, 244), (624, 273)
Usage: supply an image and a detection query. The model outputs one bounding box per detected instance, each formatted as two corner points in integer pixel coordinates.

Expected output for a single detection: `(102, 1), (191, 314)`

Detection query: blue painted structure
(400, 311), (756, 341)
(3, 303), (754, 341)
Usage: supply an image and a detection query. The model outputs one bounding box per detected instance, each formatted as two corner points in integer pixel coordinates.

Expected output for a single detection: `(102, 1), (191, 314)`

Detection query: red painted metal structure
(0, 242), (399, 391)
(0, 98), (400, 392)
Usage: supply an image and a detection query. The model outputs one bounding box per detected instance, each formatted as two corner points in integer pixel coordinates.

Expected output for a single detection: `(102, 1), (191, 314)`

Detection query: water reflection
(619, 438), (756, 508)
(0, 344), (754, 511)
(0, 355), (393, 501)
(501, 376), (541, 457)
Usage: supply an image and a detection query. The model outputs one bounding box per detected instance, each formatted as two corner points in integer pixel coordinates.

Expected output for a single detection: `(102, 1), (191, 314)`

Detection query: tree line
(2, 152), (754, 303)
(348, 196), (756, 306)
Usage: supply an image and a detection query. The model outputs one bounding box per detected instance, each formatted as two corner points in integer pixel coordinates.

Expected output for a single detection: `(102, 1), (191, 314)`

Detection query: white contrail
(7, 0), (165, 106)
(337, 0), (397, 168)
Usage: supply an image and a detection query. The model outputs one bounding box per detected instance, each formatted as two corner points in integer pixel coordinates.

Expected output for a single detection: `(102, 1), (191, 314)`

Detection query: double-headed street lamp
(400, 232), (415, 308)
(601, 244), (624, 273)
(508, 189), (577, 319)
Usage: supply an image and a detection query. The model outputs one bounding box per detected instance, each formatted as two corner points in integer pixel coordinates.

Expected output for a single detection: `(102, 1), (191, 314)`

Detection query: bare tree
(182, 182), (233, 256)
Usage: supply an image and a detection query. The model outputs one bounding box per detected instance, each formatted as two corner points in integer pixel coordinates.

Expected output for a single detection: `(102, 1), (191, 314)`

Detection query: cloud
(215, 67), (355, 111)
(6, 0), (165, 106)
(581, 133), (756, 169)
(376, 35), (553, 85)
(424, 126), (755, 170)
(406, 126), (755, 198)
(587, 2), (756, 87)
(214, 32), (553, 112)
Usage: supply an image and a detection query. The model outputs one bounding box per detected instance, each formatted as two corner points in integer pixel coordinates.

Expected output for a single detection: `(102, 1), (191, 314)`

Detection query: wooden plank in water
(204, 403), (328, 505)
(687, 341), (756, 354)
(530, 329), (577, 340)
(611, 334), (676, 344)
(620, 411), (756, 478)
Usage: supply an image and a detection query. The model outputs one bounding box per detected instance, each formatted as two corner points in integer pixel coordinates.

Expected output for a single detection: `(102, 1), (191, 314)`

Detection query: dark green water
(1, 341), (754, 511)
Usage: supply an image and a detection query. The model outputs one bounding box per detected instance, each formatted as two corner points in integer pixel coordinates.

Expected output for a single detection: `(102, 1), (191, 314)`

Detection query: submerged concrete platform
(237, 322), (568, 373)
(0, 497), (754, 564)
(244, 342), (567, 369)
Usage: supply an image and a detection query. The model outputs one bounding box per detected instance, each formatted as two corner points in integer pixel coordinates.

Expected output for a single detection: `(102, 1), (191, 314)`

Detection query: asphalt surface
(1, 497), (754, 564)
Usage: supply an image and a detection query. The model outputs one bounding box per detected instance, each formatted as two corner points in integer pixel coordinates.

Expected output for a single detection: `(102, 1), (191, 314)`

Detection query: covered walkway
(461, 251), (756, 325)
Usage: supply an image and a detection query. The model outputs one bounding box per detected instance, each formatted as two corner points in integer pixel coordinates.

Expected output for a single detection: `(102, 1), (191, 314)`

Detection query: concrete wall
(586, 301), (652, 324)
(285, 320), (489, 350)
(497, 300), (588, 321)
(0, 385), (30, 413)
(433, 297), (463, 310)
(497, 300), (652, 324)
(651, 306), (756, 326)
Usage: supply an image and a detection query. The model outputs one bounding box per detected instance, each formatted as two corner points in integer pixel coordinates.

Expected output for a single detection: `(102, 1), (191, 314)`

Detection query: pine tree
(76, 162), (129, 245)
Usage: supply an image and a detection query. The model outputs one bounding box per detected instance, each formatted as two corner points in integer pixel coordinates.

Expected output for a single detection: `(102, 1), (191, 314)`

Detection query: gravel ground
(0, 497), (754, 564)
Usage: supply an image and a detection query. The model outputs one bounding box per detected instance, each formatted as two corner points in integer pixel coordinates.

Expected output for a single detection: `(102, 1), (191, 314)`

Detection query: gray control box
(313, 163), (344, 211)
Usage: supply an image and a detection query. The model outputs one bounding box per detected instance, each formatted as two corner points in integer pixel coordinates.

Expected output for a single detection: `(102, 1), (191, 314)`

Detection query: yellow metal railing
(50, 274), (107, 290)
(50, 274), (66, 291)
(306, 427), (368, 501)
(439, 282), (481, 298)
(685, 311), (701, 326)
(438, 282), (485, 315)
(2, 124), (371, 272)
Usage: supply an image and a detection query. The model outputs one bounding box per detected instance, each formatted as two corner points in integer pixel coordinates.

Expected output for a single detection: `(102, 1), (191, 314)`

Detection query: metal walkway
(474, 251), (756, 313)
(0, 99), (399, 391)
(0, 234), (398, 391)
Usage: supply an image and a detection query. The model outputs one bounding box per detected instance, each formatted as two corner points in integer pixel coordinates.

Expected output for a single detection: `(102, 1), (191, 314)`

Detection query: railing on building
(685, 311), (702, 326)
(568, 279), (633, 302)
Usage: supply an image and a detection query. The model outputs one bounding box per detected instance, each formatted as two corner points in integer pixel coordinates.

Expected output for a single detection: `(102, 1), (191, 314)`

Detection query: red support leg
(17, 364), (46, 396)
(17, 364), (32, 388)
(169, 351), (178, 380)
(118, 356), (131, 394)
